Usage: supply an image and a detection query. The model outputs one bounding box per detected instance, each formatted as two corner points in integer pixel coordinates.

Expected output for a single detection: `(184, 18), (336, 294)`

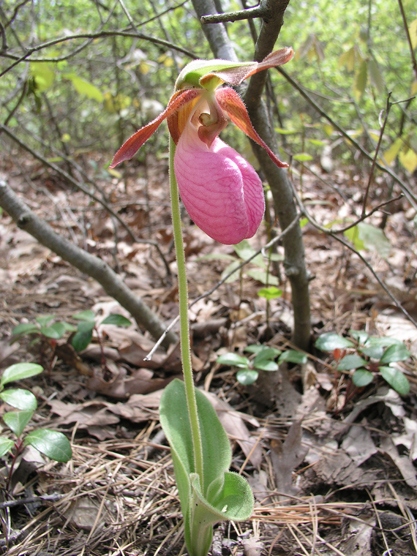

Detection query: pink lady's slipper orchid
(110, 48), (293, 244)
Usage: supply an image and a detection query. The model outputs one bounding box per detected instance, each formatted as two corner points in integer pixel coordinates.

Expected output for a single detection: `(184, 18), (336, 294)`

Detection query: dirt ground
(0, 153), (417, 555)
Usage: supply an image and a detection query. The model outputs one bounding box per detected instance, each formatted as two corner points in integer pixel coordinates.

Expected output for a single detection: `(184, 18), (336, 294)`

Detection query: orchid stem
(169, 135), (204, 487)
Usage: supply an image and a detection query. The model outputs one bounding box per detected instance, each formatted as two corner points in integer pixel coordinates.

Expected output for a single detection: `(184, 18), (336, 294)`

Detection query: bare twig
(201, 3), (268, 24)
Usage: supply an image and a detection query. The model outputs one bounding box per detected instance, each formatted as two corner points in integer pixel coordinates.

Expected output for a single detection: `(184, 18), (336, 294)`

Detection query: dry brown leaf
(380, 436), (417, 489)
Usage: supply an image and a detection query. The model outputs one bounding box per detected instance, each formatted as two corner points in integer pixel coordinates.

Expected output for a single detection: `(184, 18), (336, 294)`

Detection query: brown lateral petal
(216, 87), (289, 168)
(110, 88), (202, 167)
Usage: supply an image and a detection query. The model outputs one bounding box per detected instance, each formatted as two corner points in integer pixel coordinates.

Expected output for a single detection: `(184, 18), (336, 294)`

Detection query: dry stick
(144, 215), (301, 360)
(0, 123), (170, 276)
(0, 179), (178, 348)
(201, 3), (268, 23)
(276, 67), (417, 209)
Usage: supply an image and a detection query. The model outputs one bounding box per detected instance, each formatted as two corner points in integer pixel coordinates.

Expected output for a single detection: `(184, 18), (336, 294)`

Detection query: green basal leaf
(11, 323), (39, 337)
(380, 344), (411, 364)
(237, 368), (259, 384)
(160, 380), (253, 556)
(0, 437), (14, 458)
(100, 314), (132, 327)
(1, 363), (43, 388)
(257, 286), (283, 299)
(379, 366), (410, 395)
(252, 360), (277, 372)
(337, 354), (367, 371)
(3, 410), (33, 437)
(217, 353), (249, 368)
(25, 429), (72, 462)
(315, 333), (354, 351)
(279, 350), (308, 365)
(352, 368), (374, 388)
(41, 322), (67, 339)
(0, 388), (37, 411)
(72, 310), (95, 322)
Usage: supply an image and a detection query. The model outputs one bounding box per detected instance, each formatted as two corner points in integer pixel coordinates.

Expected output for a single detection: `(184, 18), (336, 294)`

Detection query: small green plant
(11, 311), (132, 369)
(0, 362), (72, 487)
(217, 345), (308, 385)
(315, 331), (411, 395)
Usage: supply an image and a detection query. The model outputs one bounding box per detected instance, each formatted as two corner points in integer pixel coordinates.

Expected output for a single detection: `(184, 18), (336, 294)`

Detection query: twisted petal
(174, 120), (265, 245)
(110, 88), (202, 167)
(216, 87), (288, 168)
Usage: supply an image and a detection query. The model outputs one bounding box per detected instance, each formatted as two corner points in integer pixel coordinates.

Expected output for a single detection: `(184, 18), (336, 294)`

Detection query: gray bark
(191, 0), (311, 350)
(0, 179), (178, 348)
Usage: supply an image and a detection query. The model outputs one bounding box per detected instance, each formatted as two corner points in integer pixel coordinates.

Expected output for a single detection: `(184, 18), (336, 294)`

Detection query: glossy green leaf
(337, 354), (367, 371)
(36, 315), (55, 326)
(0, 388), (37, 411)
(25, 430), (72, 462)
(41, 322), (67, 339)
(11, 323), (39, 337)
(379, 366), (410, 395)
(352, 368), (374, 388)
(293, 153), (313, 162)
(217, 353), (249, 368)
(244, 345), (266, 355)
(101, 314), (132, 327)
(72, 310), (95, 322)
(253, 347), (281, 365)
(258, 286), (283, 299)
(3, 410), (33, 437)
(252, 359), (278, 371)
(279, 350), (308, 365)
(360, 345), (385, 360)
(1, 363), (43, 388)
(71, 324), (94, 352)
(380, 344), (411, 364)
(315, 333), (354, 351)
(349, 330), (369, 344)
(237, 368), (259, 384)
(0, 438), (14, 458)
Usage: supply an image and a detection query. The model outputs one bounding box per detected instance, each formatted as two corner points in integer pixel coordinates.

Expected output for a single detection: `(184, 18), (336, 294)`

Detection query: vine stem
(169, 136), (204, 487)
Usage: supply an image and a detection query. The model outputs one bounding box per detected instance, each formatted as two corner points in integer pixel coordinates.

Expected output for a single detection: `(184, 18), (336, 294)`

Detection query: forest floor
(1, 152), (417, 555)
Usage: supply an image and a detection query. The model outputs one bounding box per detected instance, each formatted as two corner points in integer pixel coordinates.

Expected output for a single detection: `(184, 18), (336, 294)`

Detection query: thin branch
(0, 30), (196, 77)
(397, 0), (417, 80)
(276, 67), (417, 208)
(362, 92), (392, 216)
(0, 124), (171, 276)
(201, 3), (267, 24)
(0, 179), (178, 348)
(144, 214), (300, 360)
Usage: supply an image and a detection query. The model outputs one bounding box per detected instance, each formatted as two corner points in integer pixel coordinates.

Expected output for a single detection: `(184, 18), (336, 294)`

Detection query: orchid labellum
(111, 48), (293, 244)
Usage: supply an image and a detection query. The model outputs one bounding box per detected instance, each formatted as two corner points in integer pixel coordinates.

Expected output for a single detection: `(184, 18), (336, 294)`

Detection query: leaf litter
(1, 159), (417, 554)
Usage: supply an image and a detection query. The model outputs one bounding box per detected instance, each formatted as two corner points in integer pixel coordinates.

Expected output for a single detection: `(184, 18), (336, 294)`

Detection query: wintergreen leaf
(71, 323), (94, 352)
(253, 347), (281, 365)
(11, 323), (39, 337)
(315, 333), (354, 351)
(0, 438), (14, 458)
(337, 354), (367, 371)
(72, 310), (95, 322)
(244, 345), (266, 355)
(252, 360), (278, 371)
(36, 315), (55, 326)
(0, 389), (37, 411)
(349, 330), (369, 344)
(237, 368), (259, 384)
(41, 322), (67, 339)
(25, 430), (72, 462)
(352, 368), (374, 388)
(217, 353), (249, 368)
(258, 286), (283, 299)
(379, 366), (410, 395)
(360, 346), (385, 360)
(380, 344), (411, 364)
(1, 363), (43, 388)
(100, 314), (132, 327)
(279, 350), (308, 365)
(3, 410), (33, 437)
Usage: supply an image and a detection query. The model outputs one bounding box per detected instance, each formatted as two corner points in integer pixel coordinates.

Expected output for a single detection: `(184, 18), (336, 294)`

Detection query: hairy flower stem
(169, 136), (204, 487)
